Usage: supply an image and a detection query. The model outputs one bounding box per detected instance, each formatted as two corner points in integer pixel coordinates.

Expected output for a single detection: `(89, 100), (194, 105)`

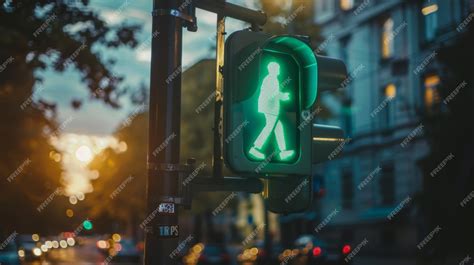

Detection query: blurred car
(97, 235), (141, 263)
(17, 235), (43, 262)
(183, 243), (230, 265)
(0, 240), (21, 265)
(112, 239), (141, 263)
(292, 235), (352, 265)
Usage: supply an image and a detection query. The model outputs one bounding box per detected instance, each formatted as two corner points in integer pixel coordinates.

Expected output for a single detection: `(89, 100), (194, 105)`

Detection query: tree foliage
(0, 0), (139, 234)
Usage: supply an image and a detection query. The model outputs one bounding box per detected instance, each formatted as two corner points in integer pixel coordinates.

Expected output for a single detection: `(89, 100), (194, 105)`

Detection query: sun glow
(75, 145), (93, 163)
(51, 133), (127, 196)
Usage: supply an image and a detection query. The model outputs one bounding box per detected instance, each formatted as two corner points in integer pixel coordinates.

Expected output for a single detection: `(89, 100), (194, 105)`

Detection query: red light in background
(342, 245), (351, 255)
(312, 247), (322, 257)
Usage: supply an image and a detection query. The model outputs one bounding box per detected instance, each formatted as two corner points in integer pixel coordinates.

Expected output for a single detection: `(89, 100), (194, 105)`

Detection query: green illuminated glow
(83, 220), (93, 230)
(248, 61), (295, 162)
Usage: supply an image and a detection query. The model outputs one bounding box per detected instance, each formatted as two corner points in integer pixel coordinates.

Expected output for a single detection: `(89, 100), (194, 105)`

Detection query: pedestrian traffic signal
(223, 30), (347, 176)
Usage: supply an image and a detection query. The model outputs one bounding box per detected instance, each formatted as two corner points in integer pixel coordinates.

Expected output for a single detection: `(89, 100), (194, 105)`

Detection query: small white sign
(158, 202), (175, 214)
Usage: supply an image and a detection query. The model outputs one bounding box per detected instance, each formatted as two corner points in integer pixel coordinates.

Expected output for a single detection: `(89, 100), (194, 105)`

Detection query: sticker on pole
(158, 202), (175, 214)
(158, 225), (179, 238)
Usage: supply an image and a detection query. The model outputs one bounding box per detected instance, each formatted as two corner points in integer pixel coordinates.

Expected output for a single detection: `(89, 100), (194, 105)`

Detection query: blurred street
(19, 236), (418, 265)
(22, 238), (140, 265)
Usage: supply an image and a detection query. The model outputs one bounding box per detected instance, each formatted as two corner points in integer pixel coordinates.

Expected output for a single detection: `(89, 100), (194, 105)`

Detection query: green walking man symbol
(249, 62), (295, 161)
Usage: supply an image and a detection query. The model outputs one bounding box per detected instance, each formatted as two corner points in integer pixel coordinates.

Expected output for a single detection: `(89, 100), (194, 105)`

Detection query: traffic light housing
(264, 176), (312, 214)
(223, 30), (347, 176)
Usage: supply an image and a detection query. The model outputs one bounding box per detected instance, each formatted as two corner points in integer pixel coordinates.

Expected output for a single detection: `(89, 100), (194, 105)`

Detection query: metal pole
(145, 0), (182, 264)
(195, 0), (266, 26)
(212, 13), (225, 179)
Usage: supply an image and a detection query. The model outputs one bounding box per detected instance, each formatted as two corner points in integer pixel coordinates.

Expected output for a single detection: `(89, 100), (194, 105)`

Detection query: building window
(422, 0), (438, 41)
(380, 84), (396, 128)
(340, 0), (354, 11)
(424, 74), (441, 111)
(342, 171), (353, 209)
(385, 83), (397, 99)
(382, 18), (394, 59)
(380, 165), (395, 206)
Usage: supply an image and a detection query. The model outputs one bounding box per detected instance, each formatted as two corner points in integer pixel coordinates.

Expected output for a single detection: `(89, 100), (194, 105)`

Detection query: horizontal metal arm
(312, 124), (345, 164)
(195, 0), (266, 26)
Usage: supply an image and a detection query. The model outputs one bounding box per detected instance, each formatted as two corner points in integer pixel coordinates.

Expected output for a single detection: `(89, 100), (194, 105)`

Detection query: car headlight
(33, 247), (42, 256)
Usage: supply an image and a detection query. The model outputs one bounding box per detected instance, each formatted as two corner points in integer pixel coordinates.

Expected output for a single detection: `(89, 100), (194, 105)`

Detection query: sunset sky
(36, 0), (254, 136)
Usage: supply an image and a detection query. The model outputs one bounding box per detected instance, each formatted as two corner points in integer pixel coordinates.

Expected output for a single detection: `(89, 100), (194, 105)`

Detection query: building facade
(312, 0), (473, 256)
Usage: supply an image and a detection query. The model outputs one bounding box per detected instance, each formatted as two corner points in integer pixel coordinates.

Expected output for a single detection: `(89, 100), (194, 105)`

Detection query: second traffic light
(223, 30), (347, 176)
